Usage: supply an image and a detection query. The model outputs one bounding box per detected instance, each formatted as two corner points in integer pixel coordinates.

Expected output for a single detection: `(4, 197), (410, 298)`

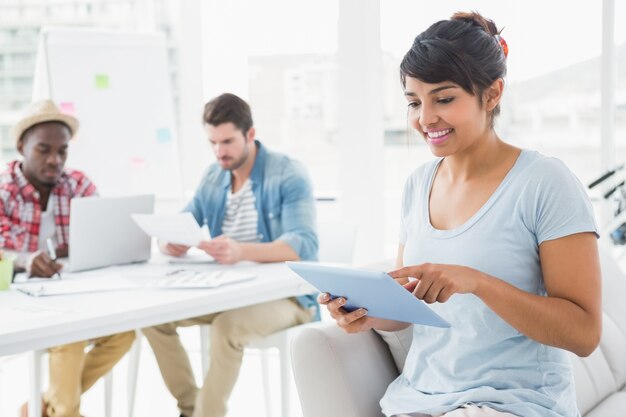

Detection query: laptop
(67, 194), (155, 272)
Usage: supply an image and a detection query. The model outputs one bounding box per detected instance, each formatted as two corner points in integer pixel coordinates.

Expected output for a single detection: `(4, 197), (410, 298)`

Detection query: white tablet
(287, 262), (450, 328)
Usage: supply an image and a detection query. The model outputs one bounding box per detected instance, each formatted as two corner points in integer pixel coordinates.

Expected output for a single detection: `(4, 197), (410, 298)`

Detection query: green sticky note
(95, 74), (110, 89)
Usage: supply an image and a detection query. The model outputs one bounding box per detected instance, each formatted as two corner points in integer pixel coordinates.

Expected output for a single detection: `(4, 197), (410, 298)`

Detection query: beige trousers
(143, 297), (313, 417)
(400, 404), (519, 417)
(43, 331), (135, 417)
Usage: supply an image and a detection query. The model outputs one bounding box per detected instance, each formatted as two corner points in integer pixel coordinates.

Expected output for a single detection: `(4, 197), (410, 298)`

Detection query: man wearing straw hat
(0, 100), (135, 417)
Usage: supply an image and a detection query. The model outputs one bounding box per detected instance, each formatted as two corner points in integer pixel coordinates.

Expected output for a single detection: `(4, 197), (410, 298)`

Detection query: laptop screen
(68, 194), (155, 272)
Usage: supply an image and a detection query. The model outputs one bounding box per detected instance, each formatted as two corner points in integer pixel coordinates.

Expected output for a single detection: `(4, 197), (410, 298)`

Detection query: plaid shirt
(0, 160), (97, 253)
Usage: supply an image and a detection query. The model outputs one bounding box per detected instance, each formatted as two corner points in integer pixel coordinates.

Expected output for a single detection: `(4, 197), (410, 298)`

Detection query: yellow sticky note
(95, 74), (110, 89)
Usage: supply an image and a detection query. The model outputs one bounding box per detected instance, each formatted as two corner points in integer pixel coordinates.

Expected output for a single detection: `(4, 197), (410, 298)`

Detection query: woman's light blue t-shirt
(380, 150), (598, 417)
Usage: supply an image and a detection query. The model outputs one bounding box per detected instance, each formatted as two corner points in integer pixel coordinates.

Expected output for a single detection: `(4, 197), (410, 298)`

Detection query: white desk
(0, 260), (314, 416)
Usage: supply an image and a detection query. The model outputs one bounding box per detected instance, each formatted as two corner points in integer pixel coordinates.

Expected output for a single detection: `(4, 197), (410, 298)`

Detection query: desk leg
(127, 329), (143, 417)
(29, 350), (44, 417)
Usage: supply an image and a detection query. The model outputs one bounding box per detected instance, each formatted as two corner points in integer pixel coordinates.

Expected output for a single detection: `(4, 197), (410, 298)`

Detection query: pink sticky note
(130, 156), (146, 168)
(59, 102), (76, 116)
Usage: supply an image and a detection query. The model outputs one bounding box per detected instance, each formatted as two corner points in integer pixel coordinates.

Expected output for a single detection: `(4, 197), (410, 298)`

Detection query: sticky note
(59, 102), (75, 115)
(130, 156), (146, 168)
(156, 127), (172, 144)
(95, 74), (110, 89)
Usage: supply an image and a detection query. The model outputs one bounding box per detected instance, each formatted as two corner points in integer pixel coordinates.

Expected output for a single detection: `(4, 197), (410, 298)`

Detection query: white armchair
(291, 245), (626, 417)
(291, 324), (405, 417)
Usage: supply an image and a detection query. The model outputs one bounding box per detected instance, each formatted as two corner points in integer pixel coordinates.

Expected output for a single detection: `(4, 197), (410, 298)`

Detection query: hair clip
(495, 34), (508, 59)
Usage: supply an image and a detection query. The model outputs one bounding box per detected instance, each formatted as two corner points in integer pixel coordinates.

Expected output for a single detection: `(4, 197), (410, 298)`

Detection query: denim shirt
(183, 140), (319, 316)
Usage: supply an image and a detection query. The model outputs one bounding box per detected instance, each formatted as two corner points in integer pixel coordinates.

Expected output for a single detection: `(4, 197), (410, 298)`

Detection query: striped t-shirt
(221, 179), (259, 242)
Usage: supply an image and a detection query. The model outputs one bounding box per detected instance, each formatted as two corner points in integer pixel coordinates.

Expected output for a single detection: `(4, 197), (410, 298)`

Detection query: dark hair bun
(451, 11), (500, 37)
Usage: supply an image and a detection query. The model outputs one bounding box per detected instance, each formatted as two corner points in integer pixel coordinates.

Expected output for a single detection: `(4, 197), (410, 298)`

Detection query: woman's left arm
(478, 232), (601, 356)
(391, 232), (602, 357)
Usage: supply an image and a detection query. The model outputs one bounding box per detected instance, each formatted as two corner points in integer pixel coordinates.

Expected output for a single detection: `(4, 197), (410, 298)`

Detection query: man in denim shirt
(144, 93), (318, 417)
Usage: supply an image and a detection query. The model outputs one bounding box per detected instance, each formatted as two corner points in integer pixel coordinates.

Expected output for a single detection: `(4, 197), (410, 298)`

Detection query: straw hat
(10, 100), (79, 145)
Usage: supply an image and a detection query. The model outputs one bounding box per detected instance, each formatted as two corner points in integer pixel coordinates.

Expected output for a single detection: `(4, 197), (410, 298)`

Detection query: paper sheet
(132, 213), (207, 246)
(10, 274), (138, 297)
(0, 305), (70, 321)
(148, 269), (256, 289)
(167, 247), (214, 264)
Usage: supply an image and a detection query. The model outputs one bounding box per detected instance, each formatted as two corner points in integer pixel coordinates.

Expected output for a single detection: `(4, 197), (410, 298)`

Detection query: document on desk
(11, 275), (139, 297)
(149, 269), (257, 289)
(0, 305), (71, 322)
(167, 248), (215, 264)
(131, 212), (206, 247)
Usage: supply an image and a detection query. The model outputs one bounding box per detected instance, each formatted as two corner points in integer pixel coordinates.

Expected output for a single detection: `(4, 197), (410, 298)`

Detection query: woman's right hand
(318, 292), (374, 333)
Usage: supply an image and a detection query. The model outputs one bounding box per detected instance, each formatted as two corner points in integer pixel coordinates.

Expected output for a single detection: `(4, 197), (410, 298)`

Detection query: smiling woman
(403, 78), (504, 160)
(320, 11), (601, 417)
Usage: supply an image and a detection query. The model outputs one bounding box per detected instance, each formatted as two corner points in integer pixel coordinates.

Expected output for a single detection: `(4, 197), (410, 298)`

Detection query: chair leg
(127, 330), (143, 417)
(251, 329), (299, 417)
(104, 372), (113, 417)
(0, 361), (3, 415)
(200, 325), (211, 376)
(260, 348), (273, 417)
(28, 350), (44, 417)
(279, 335), (291, 417)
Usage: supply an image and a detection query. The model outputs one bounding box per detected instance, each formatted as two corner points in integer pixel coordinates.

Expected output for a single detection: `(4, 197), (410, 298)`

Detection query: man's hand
(197, 235), (243, 264)
(160, 242), (190, 257)
(28, 250), (63, 278)
(55, 246), (69, 258)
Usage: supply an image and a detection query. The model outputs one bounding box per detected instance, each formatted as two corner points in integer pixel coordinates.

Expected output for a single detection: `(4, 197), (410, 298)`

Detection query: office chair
(234, 221), (358, 417)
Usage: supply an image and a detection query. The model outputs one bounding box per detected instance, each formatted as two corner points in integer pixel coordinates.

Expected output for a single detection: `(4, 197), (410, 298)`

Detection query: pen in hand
(46, 238), (62, 280)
